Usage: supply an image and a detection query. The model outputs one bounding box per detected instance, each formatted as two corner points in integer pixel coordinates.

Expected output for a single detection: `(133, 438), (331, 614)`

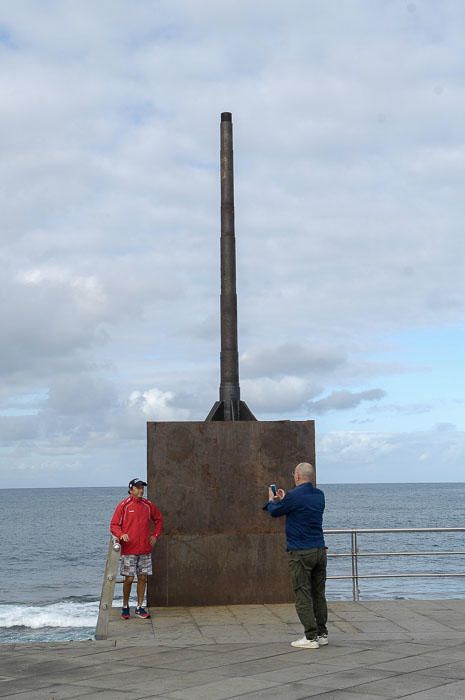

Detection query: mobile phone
(269, 483), (277, 496)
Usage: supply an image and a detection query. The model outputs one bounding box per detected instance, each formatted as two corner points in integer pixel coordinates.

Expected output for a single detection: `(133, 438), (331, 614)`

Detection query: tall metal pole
(219, 112), (240, 420)
(206, 112), (255, 421)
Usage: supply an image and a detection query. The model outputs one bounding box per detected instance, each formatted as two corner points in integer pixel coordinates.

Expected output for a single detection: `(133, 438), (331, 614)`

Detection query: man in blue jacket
(264, 462), (328, 649)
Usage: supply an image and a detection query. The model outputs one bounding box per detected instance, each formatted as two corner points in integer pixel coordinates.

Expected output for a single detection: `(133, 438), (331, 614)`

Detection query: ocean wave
(0, 600), (100, 629)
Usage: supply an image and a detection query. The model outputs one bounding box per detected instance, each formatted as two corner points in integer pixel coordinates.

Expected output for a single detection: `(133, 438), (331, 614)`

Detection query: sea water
(1, 483), (464, 643)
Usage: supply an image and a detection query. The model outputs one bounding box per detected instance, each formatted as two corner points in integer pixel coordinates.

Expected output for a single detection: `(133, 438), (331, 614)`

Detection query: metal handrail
(326, 527), (465, 534)
(325, 527), (465, 601)
(95, 536), (121, 640)
(95, 526), (465, 634)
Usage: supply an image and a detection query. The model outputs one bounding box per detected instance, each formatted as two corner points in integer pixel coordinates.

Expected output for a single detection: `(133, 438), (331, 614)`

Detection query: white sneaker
(291, 636), (319, 649)
(317, 634), (329, 646)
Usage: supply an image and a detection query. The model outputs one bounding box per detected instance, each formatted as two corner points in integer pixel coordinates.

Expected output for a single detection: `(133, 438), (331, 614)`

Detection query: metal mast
(206, 112), (256, 421)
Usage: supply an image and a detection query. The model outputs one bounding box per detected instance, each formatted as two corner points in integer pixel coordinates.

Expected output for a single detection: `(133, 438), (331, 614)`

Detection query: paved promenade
(2, 600), (465, 699)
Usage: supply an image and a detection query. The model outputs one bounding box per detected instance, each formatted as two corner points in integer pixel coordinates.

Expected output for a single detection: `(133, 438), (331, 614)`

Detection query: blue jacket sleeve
(263, 493), (294, 517)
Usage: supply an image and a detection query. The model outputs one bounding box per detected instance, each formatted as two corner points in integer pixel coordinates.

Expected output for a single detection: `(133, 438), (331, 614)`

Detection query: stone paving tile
(332, 621), (363, 634)
(347, 669), (453, 697)
(377, 641), (437, 657)
(188, 609), (239, 624)
(233, 681), (331, 699)
(331, 632), (413, 642)
(67, 645), (160, 665)
(3, 641), (116, 655)
(399, 680), (465, 698)
(80, 691), (150, 699)
(136, 645), (300, 672)
(2, 689), (85, 700)
(185, 642), (271, 654)
(395, 631), (465, 643)
(12, 662), (144, 691)
(0, 653), (62, 676)
(367, 652), (463, 675)
(4, 685), (142, 700)
(0, 677), (53, 696)
(308, 692), (396, 700)
(211, 655), (336, 681)
(121, 652), (234, 670)
(298, 667), (397, 692)
(247, 662), (340, 684)
(418, 659), (465, 680)
(241, 624), (300, 641)
(160, 676), (280, 700)
(311, 648), (408, 669)
(71, 668), (235, 696)
(227, 606), (280, 622)
(0, 655), (130, 687)
(357, 604), (457, 634)
(272, 650), (390, 675)
(187, 624), (253, 640)
(335, 610), (385, 620)
(347, 621), (411, 634)
(262, 604), (300, 623)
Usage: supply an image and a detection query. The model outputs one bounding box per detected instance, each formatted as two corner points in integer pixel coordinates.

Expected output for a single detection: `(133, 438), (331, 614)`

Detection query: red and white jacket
(110, 496), (163, 555)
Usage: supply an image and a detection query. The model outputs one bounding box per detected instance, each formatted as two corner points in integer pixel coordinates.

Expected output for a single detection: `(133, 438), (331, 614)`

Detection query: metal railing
(95, 526), (465, 637)
(94, 536), (146, 639)
(95, 536), (121, 640)
(325, 527), (465, 601)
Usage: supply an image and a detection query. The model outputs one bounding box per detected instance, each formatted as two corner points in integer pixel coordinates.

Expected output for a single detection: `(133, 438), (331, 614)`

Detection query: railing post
(354, 530), (360, 601)
(95, 536), (121, 640)
(351, 530), (357, 602)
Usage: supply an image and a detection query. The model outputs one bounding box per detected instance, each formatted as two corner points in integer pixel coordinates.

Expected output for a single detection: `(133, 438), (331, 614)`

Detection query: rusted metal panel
(147, 420), (315, 606)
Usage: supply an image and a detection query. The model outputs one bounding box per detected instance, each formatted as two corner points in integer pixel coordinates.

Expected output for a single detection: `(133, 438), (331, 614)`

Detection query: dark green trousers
(289, 547), (328, 639)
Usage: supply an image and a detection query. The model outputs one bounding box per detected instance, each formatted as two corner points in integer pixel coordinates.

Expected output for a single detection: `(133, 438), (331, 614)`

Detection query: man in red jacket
(110, 478), (163, 620)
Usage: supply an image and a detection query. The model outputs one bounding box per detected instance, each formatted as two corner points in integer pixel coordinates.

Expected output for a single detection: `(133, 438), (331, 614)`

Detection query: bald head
(294, 462), (316, 487)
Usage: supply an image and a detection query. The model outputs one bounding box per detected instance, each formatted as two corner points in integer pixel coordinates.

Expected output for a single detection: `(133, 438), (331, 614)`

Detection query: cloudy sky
(1, 1), (464, 487)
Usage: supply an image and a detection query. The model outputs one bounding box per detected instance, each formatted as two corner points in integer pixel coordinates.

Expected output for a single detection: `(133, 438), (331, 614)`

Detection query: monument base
(147, 420), (315, 606)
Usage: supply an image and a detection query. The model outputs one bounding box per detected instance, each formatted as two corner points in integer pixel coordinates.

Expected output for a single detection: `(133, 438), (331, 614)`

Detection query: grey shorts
(119, 554), (152, 577)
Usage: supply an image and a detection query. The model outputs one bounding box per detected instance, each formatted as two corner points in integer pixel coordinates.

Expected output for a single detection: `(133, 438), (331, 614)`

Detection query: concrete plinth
(147, 420), (315, 606)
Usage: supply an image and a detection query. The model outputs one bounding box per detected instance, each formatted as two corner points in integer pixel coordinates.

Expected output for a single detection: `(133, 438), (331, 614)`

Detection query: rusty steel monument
(147, 113), (315, 606)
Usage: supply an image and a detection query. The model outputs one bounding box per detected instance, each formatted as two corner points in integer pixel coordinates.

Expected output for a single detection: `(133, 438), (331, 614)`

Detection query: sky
(0, 0), (464, 487)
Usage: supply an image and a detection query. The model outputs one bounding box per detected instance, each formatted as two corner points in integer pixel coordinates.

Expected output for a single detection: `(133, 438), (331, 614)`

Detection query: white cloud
(318, 428), (465, 483)
(127, 388), (191, 422)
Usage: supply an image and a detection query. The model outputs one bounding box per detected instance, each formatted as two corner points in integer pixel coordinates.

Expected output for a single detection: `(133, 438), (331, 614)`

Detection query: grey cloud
(241, 344), (346, 379)
(46, 374), (117, 417)
(369, 402), (433, 416)
(308, 389), (386, 415)
(242, 376), (321, 414)
(434, 422), (457, 432)
(0, 373), (195, 452)
(0, 415), (39, 442)
(241, 380), (386, 417)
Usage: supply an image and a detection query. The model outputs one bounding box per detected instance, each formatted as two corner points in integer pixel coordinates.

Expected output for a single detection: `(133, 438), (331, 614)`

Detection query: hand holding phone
(268, 484), (279, 502)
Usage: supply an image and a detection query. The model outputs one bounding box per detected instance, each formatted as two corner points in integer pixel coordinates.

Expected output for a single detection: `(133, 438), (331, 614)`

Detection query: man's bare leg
(136, 574), (147, 608)
(123, 576), (133, 608)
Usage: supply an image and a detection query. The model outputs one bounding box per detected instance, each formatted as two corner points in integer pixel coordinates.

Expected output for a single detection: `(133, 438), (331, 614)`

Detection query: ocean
(1, 483), (465, 644)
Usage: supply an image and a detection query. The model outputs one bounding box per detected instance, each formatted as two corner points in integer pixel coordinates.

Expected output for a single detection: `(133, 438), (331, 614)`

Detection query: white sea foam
(0, 600), (99, 629)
